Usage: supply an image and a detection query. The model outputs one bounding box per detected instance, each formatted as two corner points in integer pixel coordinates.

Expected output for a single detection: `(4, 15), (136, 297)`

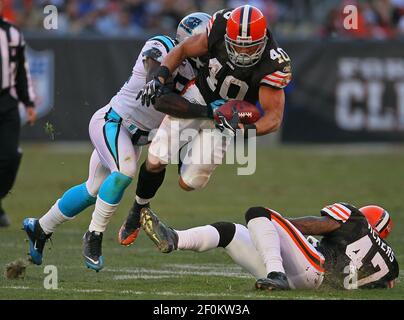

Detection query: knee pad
(210, 222), (236, 248)
(245, 207), (270, 224)
(58, 183), (96, 218)
(99, 172), (132, 204)
(118, 160), (137, 179)
(180, 165), (212, 190)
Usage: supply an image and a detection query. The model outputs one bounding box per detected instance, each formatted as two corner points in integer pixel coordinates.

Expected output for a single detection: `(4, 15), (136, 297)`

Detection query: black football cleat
(83, 230), (104, 272)
(22, 218), (52, 265)
(140, 207), (178, 253)
(255, 272), (290, 291)
(118, 203), (149, 246)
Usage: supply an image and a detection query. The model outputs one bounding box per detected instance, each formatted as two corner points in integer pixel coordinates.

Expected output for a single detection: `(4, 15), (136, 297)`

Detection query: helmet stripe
(239, 7), (244, 37)
(375, 210), (390, 232)
(246, 6), (252, 37)
(240, 5), (251, 38)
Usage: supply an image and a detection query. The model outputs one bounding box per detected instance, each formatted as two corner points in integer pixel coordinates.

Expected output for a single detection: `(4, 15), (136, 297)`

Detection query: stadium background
(0, 0), (403, 300)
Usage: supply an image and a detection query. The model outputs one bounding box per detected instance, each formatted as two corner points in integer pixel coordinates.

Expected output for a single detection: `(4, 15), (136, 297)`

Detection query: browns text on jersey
(318, 202), (399, 289)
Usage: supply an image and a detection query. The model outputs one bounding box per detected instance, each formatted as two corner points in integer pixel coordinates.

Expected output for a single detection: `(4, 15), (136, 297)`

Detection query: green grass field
(0, 143), (403, 300)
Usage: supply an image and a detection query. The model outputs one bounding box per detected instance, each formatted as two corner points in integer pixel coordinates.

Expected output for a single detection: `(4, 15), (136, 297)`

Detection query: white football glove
(306, 236), (320, 248)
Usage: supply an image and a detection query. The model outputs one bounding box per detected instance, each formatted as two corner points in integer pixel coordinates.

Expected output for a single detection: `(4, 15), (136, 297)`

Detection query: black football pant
(0, 93), (22, 201)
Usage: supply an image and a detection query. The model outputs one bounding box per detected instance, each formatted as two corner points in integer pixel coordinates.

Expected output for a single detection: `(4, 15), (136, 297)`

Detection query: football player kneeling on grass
(140, 203), (398, 290)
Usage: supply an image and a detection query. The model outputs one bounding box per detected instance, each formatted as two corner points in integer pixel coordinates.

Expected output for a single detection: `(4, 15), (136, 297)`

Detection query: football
(213, 100), (261, 125)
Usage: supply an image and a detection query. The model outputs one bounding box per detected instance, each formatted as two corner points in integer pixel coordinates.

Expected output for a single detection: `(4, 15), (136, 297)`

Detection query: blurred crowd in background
(2, 0), (404, 39)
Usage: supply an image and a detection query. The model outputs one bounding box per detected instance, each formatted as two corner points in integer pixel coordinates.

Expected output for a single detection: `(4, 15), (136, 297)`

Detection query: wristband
(244, 124), (257, 139)
(156, 66), (171, 83)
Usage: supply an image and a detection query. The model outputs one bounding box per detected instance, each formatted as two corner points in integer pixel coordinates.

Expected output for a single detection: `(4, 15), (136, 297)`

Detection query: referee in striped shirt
(0, 0), (36, 227)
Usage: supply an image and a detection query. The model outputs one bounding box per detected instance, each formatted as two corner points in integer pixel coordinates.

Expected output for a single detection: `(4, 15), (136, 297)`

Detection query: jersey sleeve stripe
(329, 206), (349, 221)
(271, 72), (290, 79)
(322, 207), (346, 222)
(333, 203), (351, 218)
(260, 78), (285, 88)
(265, 75), (288, 82)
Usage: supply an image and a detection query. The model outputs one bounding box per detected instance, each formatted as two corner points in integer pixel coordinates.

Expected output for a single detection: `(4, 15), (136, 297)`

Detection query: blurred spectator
(6, 0), (404, 39)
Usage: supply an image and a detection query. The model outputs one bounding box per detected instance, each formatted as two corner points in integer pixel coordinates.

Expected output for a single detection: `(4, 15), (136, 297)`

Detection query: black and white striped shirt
(0, 17), (35, 107)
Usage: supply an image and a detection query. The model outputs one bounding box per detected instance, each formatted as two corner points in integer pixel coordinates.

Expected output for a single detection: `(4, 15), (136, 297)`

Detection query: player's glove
(136, 77), (164, 107)
(209, 99), (226, 112)
(215, 106), (240, 137)
(306, 236), (319, 248)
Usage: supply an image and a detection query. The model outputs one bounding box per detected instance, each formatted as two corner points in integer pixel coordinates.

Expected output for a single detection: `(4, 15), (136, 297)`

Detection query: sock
(177, 225), (220, 252)
(135, 195), (151, 205)
(57, 183), (96, 218)
(224, 224), (268, 279)
(247, 217), (285, 274)
(39, 200), (74, 235)
(135, 162), (166, 200)
(89, 196), (119, 233)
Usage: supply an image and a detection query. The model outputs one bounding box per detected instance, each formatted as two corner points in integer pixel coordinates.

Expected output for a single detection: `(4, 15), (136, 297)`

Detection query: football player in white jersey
(140, 204), (399, 290)
(22, 12), (211, 272)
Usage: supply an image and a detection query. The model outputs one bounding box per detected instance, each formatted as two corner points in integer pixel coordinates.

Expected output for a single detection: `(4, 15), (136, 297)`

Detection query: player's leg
(140, 207), (267, 279)
(23, 149), (109, 265)
(119, 115), (203, 245)
(84, 107), (140, 270)
(0, 106), (21, 227)
(245, 206), (325, 290)
(119, 82), (209, 245)
(179, 124), (231, 191)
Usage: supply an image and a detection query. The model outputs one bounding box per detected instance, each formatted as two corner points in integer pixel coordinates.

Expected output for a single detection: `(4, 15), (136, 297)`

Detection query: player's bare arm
(154, 93), (213, 119)
(159, 33), (208, 83)
(254, 86), (285, 135)
(288, 216), (341, 235)
(144, 57), (162, 83)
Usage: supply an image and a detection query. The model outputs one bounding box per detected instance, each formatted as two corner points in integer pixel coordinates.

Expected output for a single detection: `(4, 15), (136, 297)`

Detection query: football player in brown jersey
(119, 5), (293, 246)
(139, 204), (398, 291)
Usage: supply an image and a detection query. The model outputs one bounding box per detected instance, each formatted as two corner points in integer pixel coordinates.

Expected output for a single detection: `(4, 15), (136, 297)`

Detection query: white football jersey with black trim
(109, 36), (196, 133)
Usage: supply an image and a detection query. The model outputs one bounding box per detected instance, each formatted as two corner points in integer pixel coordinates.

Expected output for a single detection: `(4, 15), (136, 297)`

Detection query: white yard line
(103, 267), (252, 279)
(163, 264), (244, 271)
(0, 286), (339, 300)
(113, 275), (182, 280)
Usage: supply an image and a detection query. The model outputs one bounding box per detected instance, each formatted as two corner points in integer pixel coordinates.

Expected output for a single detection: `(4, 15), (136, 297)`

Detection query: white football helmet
(176, 12), (212, 43)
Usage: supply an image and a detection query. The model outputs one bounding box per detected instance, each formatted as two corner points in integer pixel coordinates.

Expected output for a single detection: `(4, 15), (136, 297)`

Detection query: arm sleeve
(260, 68), (292, 89)
(320, 203), (352, 224)
(16, 33), (35, 107)
(141, 36), (176, 63)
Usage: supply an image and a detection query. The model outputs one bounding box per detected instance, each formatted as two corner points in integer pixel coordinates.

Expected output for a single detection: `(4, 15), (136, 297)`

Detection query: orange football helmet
(225, 5), (268, 67)
(360, 205), (393, 239)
